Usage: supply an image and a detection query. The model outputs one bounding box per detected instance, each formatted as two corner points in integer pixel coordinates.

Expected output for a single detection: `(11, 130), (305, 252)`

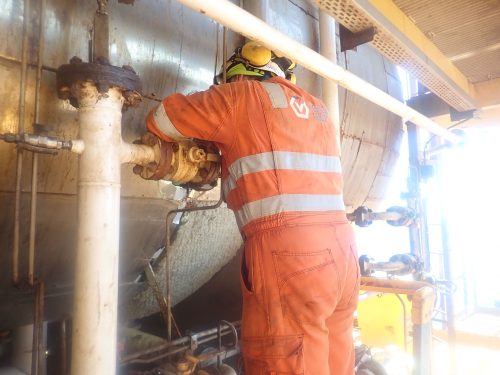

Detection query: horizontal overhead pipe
(175, 0), (460, 144)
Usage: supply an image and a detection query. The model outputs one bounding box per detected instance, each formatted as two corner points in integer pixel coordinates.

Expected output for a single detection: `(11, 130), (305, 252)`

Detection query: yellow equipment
(357, 291), (412, 351)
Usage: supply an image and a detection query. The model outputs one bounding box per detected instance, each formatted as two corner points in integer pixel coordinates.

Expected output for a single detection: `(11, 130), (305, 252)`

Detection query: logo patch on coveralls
(290, 96), (310, 119)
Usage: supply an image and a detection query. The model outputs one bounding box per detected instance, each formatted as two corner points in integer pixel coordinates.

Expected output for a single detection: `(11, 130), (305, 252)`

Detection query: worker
(144, 42), (360, 375)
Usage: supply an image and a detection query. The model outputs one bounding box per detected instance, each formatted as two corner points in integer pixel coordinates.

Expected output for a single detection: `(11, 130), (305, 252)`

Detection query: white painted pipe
(120, 142), (157, 165)
(71, 83), (123, 375)
(175, 0), (460, 143)
(319, 11), (341, 152)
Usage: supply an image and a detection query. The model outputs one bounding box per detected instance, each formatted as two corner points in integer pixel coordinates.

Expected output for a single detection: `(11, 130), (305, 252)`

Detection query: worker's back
(219, 76), (345, 233)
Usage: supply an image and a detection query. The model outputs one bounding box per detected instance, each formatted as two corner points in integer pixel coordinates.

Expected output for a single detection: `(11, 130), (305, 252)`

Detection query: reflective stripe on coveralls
(220, 151), (345, 226)
(152, 102), (186, 140)
(146, 76), (359, 375)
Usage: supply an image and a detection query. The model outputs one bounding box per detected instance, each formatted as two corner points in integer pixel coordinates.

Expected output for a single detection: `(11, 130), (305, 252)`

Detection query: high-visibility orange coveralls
(147, 77), (360, 375)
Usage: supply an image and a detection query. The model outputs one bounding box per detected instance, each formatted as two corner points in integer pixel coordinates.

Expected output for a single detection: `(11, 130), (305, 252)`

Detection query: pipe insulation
(71, 83), (123, 375)
(175, 0), (460, 143)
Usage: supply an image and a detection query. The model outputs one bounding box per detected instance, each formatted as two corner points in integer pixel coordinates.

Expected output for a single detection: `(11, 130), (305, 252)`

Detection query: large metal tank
(0, 0), (403, 328)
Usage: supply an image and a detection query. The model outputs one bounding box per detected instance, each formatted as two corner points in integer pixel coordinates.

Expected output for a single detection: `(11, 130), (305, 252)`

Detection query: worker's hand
(132, 132), (173, 180)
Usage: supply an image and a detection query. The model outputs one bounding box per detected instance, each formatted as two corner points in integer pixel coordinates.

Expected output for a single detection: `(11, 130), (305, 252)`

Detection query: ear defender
(286, 72), (297, 85)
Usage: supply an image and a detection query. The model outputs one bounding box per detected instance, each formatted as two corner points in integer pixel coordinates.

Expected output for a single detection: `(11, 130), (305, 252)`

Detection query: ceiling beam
(312, 0), (477, 111)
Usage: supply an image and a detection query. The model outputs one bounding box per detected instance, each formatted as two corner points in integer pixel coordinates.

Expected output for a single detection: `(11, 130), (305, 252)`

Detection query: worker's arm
(146, 84), (236, 146)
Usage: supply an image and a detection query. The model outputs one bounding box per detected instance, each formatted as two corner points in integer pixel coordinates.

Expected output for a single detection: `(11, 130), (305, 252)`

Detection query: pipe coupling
(133, 133), (220, 191)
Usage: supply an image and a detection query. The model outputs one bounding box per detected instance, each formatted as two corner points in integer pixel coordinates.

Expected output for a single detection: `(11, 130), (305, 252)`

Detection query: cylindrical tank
(0, 0), (403, 328)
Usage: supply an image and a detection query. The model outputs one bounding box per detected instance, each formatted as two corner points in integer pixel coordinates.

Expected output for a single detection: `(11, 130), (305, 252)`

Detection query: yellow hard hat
(214, 41), (297, 84)
(241, 41), (273, 67)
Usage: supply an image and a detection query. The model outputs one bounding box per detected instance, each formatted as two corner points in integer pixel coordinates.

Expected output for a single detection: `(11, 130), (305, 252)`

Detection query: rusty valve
(133, 133), (220, 190)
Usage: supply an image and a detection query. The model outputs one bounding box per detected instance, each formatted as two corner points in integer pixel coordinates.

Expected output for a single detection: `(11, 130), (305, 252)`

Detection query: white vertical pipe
(71, 83), (123, 375)
(174, 0), (460, 143)
(319, 11), (341, 152)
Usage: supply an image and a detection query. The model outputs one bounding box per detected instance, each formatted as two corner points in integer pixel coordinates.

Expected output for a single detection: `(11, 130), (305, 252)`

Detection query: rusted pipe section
(164, 194), (223, 340)
(175, 0), (460, 143)
(31, 282), (45, 375)
(144, 263), (181, 339)
(93, 0), (109, 62)
(13, 0), (31, 286)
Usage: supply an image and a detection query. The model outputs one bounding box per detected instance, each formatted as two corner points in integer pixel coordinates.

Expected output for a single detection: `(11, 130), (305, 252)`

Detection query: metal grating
(312, 0), (476, 110)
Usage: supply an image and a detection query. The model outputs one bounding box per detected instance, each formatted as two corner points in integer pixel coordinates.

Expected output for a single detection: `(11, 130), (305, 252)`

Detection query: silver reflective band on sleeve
(236, 194), (345, 227)
(260, 82), (288, 108)
(153, 104), (185, 140)
(221, 177), (232, 201)
(229, 151), (342, 179)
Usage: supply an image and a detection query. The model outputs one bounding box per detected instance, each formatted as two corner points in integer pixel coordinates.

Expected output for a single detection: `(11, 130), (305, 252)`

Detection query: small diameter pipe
(28, 0), (46, 287)
(175, 0), (460, 144)
(28, 153), (38, 287)
(71, 83), (123, 375)
(13, 0), (31, 286)
(164, 194), (223, 340)
(319, 11), (341, 151)
(31, 282), (44, 375)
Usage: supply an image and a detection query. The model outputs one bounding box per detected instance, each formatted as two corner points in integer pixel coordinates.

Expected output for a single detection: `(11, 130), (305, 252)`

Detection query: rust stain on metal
(55, 58), (143, 108)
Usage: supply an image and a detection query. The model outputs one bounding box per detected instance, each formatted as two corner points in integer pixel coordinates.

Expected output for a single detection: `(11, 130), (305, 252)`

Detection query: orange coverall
(147, 77), (360, 375)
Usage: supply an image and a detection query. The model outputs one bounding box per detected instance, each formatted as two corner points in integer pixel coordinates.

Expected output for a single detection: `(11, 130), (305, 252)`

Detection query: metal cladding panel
(394, 0), (500, 84)
(123, 207), (242, 321)
(338, 44), (404, 209)
(0, 0), (403, 325)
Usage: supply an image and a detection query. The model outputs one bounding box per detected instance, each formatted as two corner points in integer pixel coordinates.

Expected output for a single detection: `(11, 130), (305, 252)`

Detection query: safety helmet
(214, 41), (296, 84)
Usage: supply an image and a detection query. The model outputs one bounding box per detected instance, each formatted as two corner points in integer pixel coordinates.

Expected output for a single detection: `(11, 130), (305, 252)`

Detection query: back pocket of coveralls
(272, 249), (339, 325)
(243, 335), (304, 375)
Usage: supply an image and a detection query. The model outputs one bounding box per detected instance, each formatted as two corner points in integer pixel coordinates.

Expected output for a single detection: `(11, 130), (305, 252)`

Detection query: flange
(56, 57), (142, 108)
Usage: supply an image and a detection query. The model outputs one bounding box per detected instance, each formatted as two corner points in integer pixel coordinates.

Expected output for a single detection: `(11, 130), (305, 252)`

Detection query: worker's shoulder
(266, 77), (324, 104)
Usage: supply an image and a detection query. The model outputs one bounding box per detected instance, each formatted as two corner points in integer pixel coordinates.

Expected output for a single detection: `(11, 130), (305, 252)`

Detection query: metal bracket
(339, 24), (375, 52)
